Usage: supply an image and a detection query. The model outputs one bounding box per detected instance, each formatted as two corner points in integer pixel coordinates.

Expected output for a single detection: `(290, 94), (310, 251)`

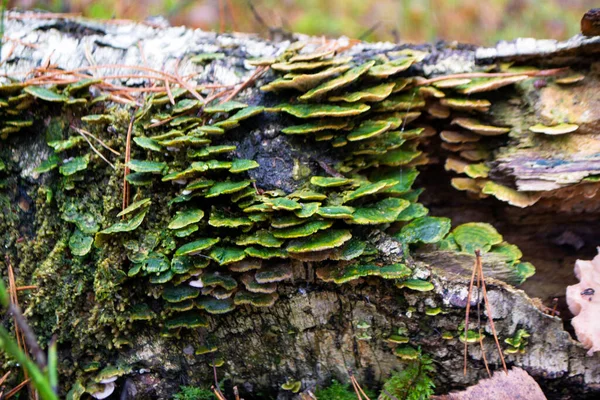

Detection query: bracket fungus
(0, 33), (550, 397)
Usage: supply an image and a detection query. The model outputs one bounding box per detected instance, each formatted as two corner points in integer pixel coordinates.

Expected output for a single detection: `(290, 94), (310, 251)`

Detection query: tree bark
(1, 11), (600, 400)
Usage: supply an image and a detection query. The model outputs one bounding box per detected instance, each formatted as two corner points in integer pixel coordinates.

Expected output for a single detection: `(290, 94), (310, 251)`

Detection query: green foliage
(379, 353), (435, 400)
(172, 386), (216, 400)
(0, 279), (59, 400)
(315, 380), (376, 400)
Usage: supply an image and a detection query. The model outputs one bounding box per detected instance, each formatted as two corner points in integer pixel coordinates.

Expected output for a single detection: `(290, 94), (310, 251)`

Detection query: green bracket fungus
(316, 206), (355, 219)
(310, 176), (354, 187)
(127, 159), (168, 174)
(459, 330), (484, 343)
(209, 246), (247, 265)
(33, 153), (60, 174)
(234, 290), (279, 307)
(350, 198), (409, 225)
(95, 209), (148, 245)
(129, 304), (155, 321)
(175, 238), (220, 256)
(264, 197), (302, 211)
(281, 379), (302, 393)
(442, 331), (455, 340)
(481, 181), (541, 208)
(528, 123), (579, 135)
(387, 335), (410, 344)
(272, 220), (333, 239)
(396, 279), (435, 292)
(209, 209), (253, 228)
(203, 100), (247, 114)
(255, 263), (293, 283)
(425, 307), (442, 316)
(205, 180), (253, 198)
(24, 85), (69, 102)
(244, 246), (288, 260)
(452, 222), (503, 254)
(202, 273), (238, 291)
(270, 102), (371, 118)
(165, 311), (208, 330)
(168, 209), (205, 230)
(235, 230), (284, 248)
(346, 120), (394, 142)
(117, 198), (151, 218)
(195, 343), (218, 355)
(68, 229), (94, 256)
(0, 38), (542, 391)
(60, 155), (89, 176)
(162, 285), (200, 303)
(395, 346), (419, 360)
(317, 263), (411, 284)
(395, 216), (452, 244)
(261, 65), (351, 92)
(456, 75), (528, 94)
(329, 82), (396, 103)
(229, 159), (259, 173)
(356, 320), (371, 329)
(451, 118), (511, 136)
(342, 180), (395, 203)
(298, 60), (375, 101)
(196, 297), (236, 314)
(504, 328), (531, 354)
(270, 57), (352, 72)
(287, 229), (352, 253)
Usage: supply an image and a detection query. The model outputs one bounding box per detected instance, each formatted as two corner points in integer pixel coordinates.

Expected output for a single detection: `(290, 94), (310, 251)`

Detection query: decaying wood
(1, 11), (600, 400)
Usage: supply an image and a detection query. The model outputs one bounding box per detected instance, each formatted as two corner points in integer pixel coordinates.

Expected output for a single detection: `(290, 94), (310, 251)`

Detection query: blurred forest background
(5, 0), (597, 45)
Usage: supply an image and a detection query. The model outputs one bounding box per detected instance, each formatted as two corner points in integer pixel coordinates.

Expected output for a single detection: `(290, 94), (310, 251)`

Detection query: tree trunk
(1, 11), (600, 400)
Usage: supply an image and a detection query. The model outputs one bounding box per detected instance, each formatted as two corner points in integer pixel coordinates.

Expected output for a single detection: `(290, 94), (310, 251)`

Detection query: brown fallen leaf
(566, 248), (600, 355)
(432, 367), (547, 400)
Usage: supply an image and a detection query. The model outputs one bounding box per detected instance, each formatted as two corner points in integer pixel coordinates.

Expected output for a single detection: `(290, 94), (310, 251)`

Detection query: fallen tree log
(1, 11), (599, 399)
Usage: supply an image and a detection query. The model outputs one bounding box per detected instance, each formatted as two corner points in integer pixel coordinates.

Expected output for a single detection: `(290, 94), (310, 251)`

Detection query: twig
(4, 379), (30, 399)
(73, 126), (116, 170)
(84, 43), (97, 77)
(211, 386), (227, 400)
(219, 0), (226, 33)
(122, 113), (135, 213)
(358, 21), (381, 41)
(220, 66), (268, 104)
(165, 78), (175, 105)
(211, 357), (226, 399)
(476, 251), (508, 374)
(73, 127), (120, 156)
(476, 265), (491, 377)
(550, 298), (558, 317)
(15, 285), (37, 292)
(8, 304), (46, 368)
(233, 386), (240, 400)
(137, 41), (149, 68)
(225, 0), (239, 32)
(6, 256), (27, 369)
(382, 389), (399, 400)
(349, 376), (363, 400)
(0, 371), (10, 386)
(463, 249), (478, 376)
(350, 375), (371, 400)
(247, 0), (269, 32)
(2, 36), (39, 49)
(317, 160), (344, 178)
